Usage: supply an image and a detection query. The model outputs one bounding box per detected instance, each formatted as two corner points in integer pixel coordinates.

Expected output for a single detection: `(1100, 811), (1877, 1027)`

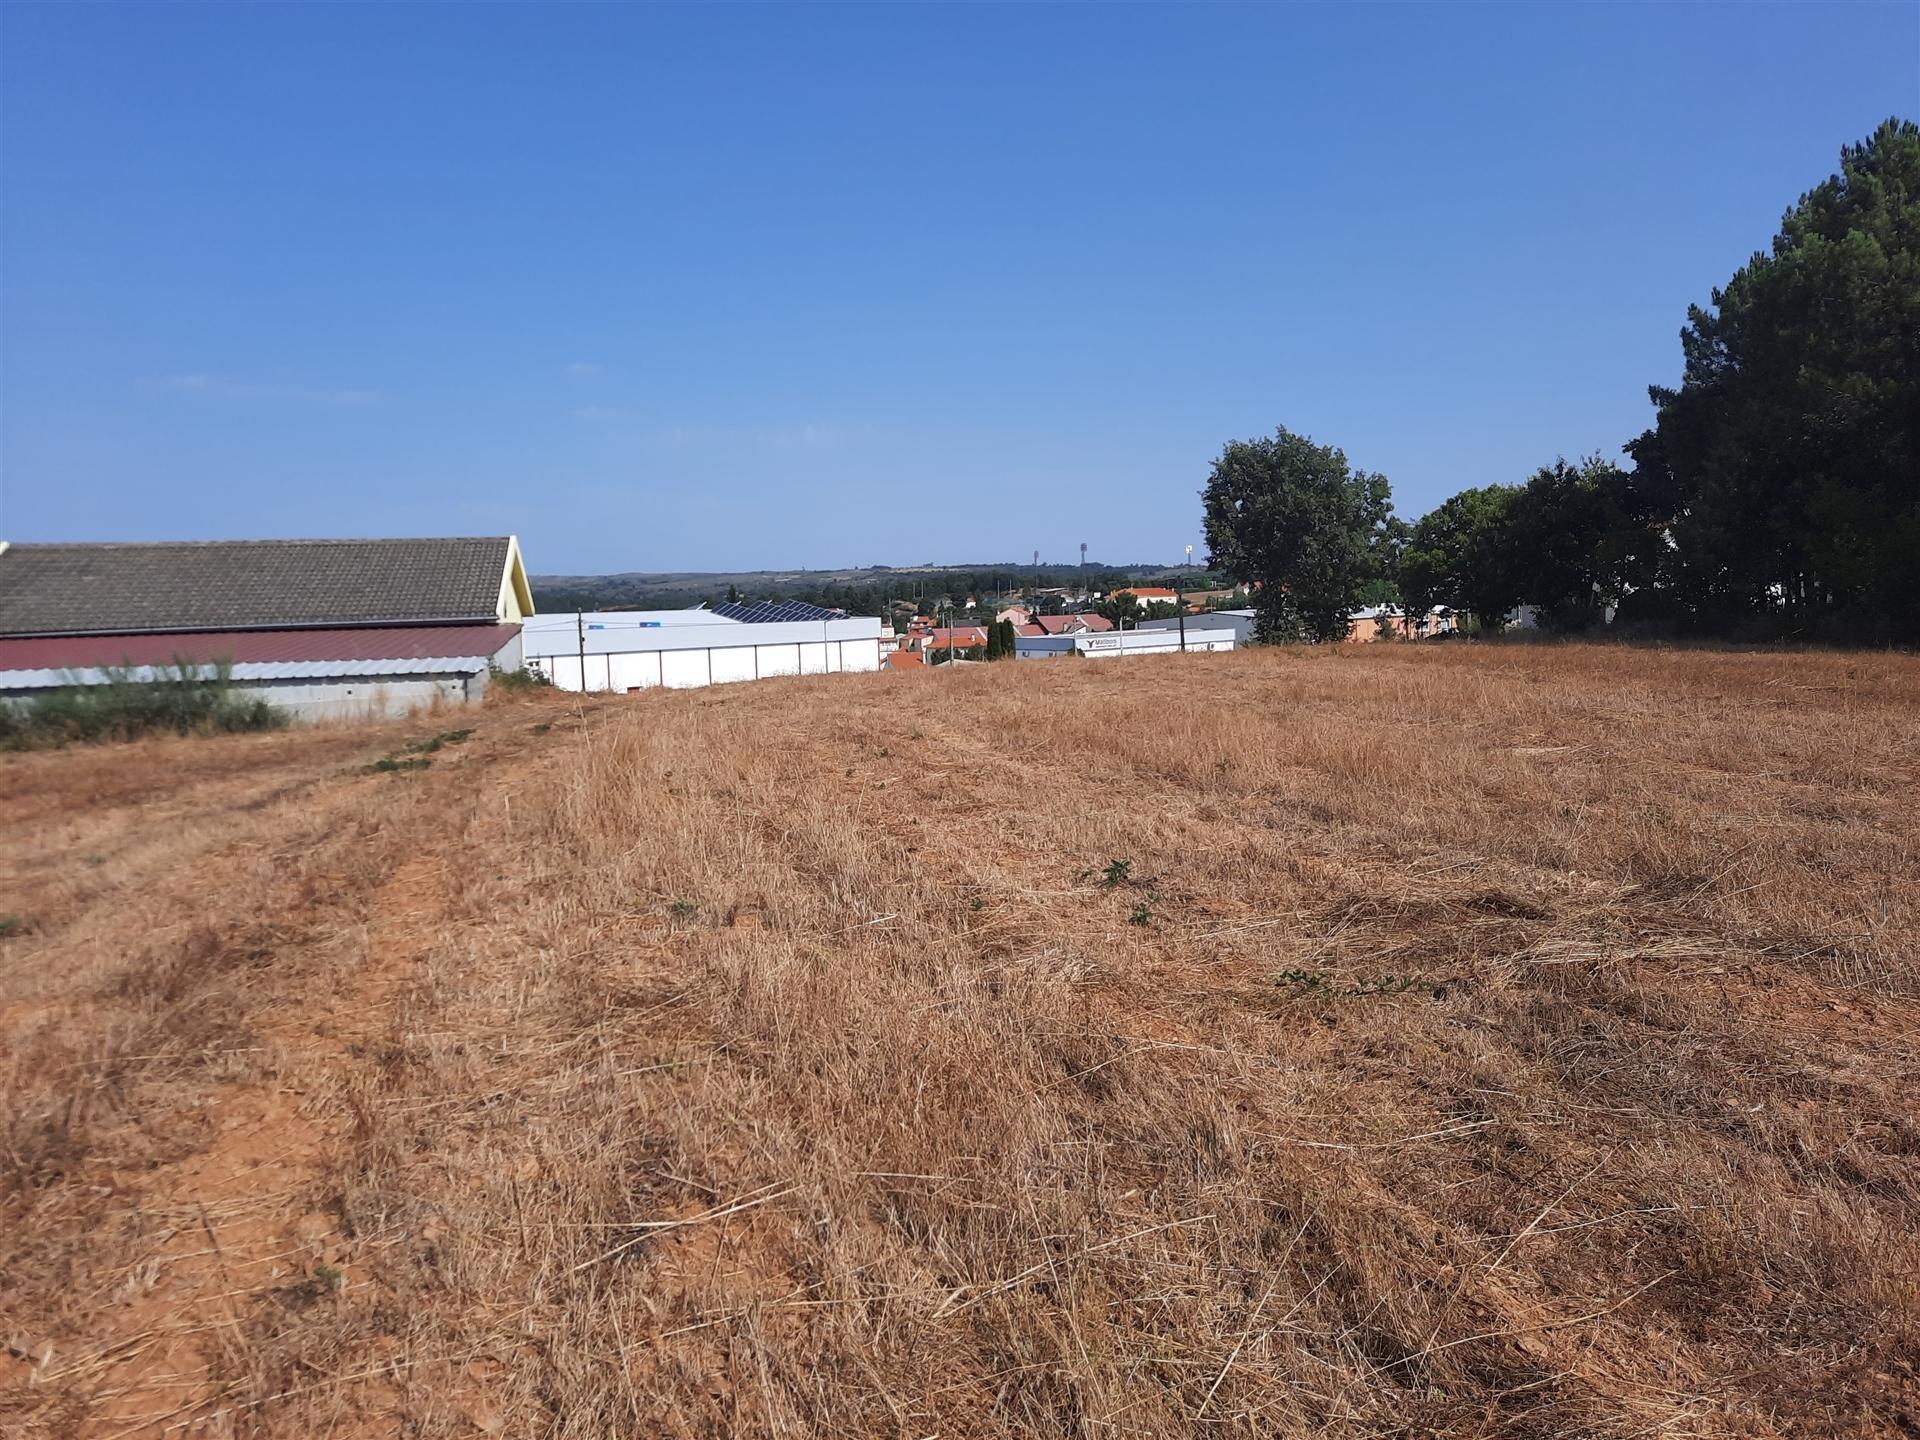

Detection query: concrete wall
(229, 674), (482, 721)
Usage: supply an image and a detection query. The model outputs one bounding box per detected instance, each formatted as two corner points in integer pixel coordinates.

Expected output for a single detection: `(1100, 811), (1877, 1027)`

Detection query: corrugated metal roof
(0, 655), (499, 691)
(0, 538), (516, 636)
(0, 623), (520, 674)
(522, 608), (738, 633)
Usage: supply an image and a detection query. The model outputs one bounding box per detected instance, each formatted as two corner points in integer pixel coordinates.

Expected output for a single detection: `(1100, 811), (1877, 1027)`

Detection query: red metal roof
(0, 623), (521, 673)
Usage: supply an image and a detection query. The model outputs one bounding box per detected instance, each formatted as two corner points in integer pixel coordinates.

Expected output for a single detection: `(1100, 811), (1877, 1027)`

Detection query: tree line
(1203, 119), (1918, 646)
(539, 563), (1228, 619)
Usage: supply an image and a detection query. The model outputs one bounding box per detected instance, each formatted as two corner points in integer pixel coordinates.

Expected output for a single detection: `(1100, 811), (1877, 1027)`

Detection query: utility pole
(1179, 544), (1191, 653)
(576, 609), (587, 692)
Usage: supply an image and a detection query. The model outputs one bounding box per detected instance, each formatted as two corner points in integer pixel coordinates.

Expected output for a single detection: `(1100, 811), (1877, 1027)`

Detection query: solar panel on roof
(710, 600), (846, 624)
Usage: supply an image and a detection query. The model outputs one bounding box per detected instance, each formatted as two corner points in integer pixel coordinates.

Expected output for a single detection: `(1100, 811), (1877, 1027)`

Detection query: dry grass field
(2, 643), (1917, 1439)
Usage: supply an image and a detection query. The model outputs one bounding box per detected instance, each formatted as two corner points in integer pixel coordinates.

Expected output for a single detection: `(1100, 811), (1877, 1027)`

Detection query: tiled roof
(1032, 614), (1114, 634)
(883, 650), (926, 670)
(0, 538), (515, 637)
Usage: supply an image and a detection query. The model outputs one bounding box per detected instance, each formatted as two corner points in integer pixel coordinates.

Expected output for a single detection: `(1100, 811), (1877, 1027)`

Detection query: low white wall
(1017, 632), (1236, 660)
(534, 636), (883, 693)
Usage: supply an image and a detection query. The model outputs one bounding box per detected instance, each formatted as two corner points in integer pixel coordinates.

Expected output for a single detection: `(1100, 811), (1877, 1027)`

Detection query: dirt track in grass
(3, 642), (1917, 1438)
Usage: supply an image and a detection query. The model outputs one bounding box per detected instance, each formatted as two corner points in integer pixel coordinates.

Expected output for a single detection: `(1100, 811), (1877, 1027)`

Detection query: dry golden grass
(2, 642), (1917, 1438)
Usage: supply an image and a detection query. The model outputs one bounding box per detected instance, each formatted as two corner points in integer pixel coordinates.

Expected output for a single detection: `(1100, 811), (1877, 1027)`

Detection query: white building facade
(523, 610), (884, 692)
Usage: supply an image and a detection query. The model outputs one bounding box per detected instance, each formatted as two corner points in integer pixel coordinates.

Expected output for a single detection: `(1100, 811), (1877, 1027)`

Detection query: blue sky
(2, 4), (1914, 574)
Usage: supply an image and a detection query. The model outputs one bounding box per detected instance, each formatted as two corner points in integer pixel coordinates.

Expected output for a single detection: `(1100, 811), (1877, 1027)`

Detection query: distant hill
(530, 562), (1218, 613)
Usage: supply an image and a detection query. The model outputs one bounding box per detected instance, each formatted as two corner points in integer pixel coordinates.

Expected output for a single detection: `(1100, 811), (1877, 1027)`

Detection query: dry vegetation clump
(1, 644), (1916, 1438)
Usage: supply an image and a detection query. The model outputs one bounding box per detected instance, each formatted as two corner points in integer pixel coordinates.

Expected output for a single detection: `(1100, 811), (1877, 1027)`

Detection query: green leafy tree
(1627, 117), (1919, 640)
(1505, 456), (1646, 629)
(1094, 591), (1140, 628)
(1398, 485), (1524, 630)
(1202, 427), (1396, 643)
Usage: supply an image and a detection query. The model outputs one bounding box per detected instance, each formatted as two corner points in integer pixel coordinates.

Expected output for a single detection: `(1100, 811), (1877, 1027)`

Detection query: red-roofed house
(1030, 613), (1114, 635)
(905, 625), (993, 655)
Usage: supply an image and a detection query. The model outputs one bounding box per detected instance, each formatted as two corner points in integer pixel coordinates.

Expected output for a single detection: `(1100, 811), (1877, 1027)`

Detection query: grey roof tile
(0, 538), (515, 636)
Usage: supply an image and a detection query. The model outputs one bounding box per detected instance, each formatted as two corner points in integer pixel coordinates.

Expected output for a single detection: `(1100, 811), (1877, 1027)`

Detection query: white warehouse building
(1015, 628), (1236, 661)
(523, 602), (884, 692)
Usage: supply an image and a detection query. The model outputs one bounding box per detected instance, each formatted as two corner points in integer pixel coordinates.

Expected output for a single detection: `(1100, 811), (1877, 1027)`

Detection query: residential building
(909, 625), (990, 656)
(1029, 613), (1114, 636)
(1347, 606), (1459, 641)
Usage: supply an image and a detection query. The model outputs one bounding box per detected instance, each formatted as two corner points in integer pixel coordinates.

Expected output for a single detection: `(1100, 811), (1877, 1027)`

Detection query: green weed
(488, 661), (553, 692)
(1275, 968), (1437, 999)
(404, 729), (471, 755)
(367, 756), (433, 775)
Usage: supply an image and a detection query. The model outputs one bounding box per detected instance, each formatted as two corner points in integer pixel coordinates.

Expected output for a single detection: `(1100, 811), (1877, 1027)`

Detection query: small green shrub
(363, 728), (470, 774)
(405, 728), (471, 755)
(488, 661), (553, 692)
(1101, 859), (1133, 888)
(0, 915), (27, 938)
(0, 661), (286, 750)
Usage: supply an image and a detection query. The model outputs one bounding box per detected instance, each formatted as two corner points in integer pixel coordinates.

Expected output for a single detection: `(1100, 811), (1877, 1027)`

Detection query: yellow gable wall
(498, 535), (536, 620)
